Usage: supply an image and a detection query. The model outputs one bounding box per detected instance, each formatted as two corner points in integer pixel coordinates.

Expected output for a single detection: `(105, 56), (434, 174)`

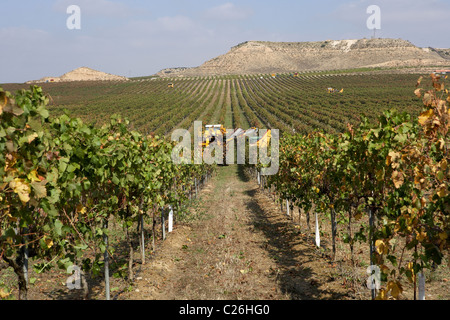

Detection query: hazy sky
(1, 0), (449, 83)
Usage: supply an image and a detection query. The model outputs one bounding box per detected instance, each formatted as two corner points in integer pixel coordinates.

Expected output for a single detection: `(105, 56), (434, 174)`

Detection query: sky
(1, 0), (449, 83)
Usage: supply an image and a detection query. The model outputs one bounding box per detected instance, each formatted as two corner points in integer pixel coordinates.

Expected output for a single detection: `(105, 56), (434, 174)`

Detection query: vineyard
(1, 71), (449, 300)
(262, 73), (449, 300)
(3, 72), (423, 136)
(0, 85), (213, 300)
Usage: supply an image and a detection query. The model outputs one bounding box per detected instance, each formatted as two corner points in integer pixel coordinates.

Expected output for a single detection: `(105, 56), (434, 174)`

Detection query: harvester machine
(327, 87), (344, 94)
(202, 124), (228, 165)
(201, 125), (272, 165)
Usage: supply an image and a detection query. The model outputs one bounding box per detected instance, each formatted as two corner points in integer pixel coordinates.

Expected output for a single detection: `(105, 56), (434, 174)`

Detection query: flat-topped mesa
(179, 38), (448, 76)
(26, 67), (129, 84)
(232, 38), (416, 51)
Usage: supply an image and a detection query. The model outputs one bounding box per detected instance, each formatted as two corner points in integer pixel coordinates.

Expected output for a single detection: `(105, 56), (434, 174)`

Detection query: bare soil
(122, 165), (351, 300)
(1, 165), (448, 300)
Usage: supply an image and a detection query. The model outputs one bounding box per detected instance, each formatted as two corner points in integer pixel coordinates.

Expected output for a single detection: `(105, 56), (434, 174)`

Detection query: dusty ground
(121, 165), (351, 300)
(1, 164), (447, 300)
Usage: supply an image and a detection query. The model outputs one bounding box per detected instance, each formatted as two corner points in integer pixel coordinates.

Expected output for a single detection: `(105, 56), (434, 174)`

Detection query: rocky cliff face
(175, 38), (448, 76)
(156, 67), (190, 77)
(430, 48), (450, 60)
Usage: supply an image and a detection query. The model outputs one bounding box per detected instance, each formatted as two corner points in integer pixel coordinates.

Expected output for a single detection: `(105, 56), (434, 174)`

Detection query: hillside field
(2, 72), (426, 137)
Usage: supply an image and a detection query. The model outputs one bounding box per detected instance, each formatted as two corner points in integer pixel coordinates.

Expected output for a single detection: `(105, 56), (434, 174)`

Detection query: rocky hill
(156, 67), (190, 77)
(26, 67), (129, 84)
(166, 38), (449, 76)
(430, 48), (450, 60)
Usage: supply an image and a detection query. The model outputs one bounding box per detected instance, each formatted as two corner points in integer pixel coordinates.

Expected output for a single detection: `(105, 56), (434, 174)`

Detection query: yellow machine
(200, 124), (228, 165)
(202, 125), (227, 147)
(200, 125), (272, 165)
(327, 87), (344, 94)
(257, 129), (271, 149)
(168, 83), (174, 88)
(248, 129), (271, 148)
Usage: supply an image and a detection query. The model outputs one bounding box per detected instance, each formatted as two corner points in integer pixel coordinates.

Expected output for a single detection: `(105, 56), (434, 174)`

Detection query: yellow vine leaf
(437, 100), (447, 115)
(31, 180), (47, 199)
(438, 138), (446, 150)
(416, 230), (427, 242)
(418, 108), (434, 125)
(437, 185), (448, 198)
(423, 93), (433, 107)
(414, 88), (422, 98)
(6, 212), (18, 223)
(0, 288), (10, 299)
(387, 281), (403, 299)
(420, 197), (427, 208)
(27, 170), (41, 182)
(416, 76), (423, 87)
(375, 168), (384, 181)
(24, 132), (38, 144)
(45, 238), (54, 249)
(380, 264), (390, 274)
(407, 262), (416, 283)
(433, 81), (445, 92)
(375, 239), (389, 255)
(441, 159), (448, 171)
(354, 212), (363, 221)
(4, 153), (17, 172)
(414, 173), (426, 189)
(76, 204), (87, 214)
(9, 178), (31, 204)
(0, 90), (10, 114)
(385, 157), (391, 167)
(376, 288), (388, 300)
(387, 151), (400, 168)
(392, 170), (404, 189)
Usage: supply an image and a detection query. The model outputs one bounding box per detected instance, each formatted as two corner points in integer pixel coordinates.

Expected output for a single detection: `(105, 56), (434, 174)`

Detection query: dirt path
(122, 165), (351, 300)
